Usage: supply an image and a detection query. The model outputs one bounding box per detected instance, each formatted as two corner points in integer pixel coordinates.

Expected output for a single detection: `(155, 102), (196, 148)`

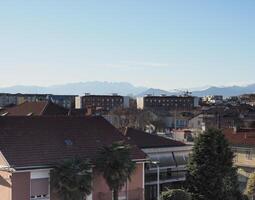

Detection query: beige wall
(9, 163), (144, 200)
(12, 172), (30, 200)
(128, 163), (143, 190)
(233, 148), (255, 168)
(0, 155), (8, 166)
(0, 153), (11, 200)
(0, 171), (12, 200)
(17, 97), (26, 105)
(92, 163), (144, 200)
(232, 147), (255, 192)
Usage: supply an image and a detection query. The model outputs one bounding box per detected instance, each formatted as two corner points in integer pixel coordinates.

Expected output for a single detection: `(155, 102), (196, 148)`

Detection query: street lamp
(151, 161), (160, 200)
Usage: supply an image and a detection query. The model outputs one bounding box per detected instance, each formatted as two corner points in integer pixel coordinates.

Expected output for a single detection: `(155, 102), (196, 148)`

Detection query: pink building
(0, 116), (147, 200)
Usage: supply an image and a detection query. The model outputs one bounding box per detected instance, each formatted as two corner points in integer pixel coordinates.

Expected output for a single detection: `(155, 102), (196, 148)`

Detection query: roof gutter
(132, 158), (150, 163)
(13, 158), (150, 171)
(14, 165), (53, 171)
(0, 165), (15, 172)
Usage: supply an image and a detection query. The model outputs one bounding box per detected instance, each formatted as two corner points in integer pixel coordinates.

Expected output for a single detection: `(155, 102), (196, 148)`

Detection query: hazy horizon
(0, 80), (254, 92)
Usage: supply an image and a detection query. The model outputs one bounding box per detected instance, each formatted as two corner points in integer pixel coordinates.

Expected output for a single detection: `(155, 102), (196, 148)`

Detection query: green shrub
(161, 188), (191, 200)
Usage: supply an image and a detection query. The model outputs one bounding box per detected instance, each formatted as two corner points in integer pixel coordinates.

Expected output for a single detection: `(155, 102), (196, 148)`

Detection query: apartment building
(0, 116), (147, 200)
(224, 128), (255, 191)
(0, 93), (76, 109)
(0, 93), (18, 107)
(240, 94), (255, 106)
(17, 94), (76, 109)
(124, 128), (192, 200)
(48, 95), (77, 109)
(137, 95), (199, 111)
(75, 93), (130, 112)
(202, 95), (223, 105)
(16, 93), (48, 104)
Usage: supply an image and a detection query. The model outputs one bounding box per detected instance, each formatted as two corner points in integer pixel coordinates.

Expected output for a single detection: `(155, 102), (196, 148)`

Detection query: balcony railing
(96, 188), (144, 200)
(145, 170), (186, 184)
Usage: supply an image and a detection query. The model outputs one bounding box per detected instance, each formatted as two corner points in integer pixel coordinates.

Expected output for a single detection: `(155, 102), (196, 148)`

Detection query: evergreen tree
(223, 167), (243, 200)
(186, 129), (240, 200)
(246, 172), (255, 199)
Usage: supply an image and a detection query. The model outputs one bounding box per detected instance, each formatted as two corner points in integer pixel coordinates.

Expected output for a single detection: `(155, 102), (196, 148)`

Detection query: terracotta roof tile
(0, 101), (68, 116)
(224, 128), (255, 146)
(0, 116), (147, 169)
(125, 128), (186, 149)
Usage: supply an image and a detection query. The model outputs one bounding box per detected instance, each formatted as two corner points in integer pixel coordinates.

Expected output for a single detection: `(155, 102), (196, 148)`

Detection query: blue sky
(0, 0), (254, 90)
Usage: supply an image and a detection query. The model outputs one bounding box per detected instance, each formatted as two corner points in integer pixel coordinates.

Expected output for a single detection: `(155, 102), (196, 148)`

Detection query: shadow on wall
(0, 175), (11, 188)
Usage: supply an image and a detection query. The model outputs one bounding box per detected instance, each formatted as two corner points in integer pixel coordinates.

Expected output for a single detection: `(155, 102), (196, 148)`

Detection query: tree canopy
(95, 141), (136, 200)
(186, 128), (241, 200)
(161, 188), (191, 200)
(246, 172), (255, 198)
(50, 157), (92, 200)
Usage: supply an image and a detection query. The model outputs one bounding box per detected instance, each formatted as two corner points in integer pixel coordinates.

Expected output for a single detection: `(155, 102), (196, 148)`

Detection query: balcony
(96, 188), (144, 200)
(145, 169), (186, 185)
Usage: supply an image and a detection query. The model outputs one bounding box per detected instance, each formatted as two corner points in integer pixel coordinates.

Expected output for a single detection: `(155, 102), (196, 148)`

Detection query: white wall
(136, 97), (144, 109)
(75, 96), (82, 109)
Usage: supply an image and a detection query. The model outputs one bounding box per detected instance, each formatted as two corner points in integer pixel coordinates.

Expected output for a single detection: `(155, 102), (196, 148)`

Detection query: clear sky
(0, 0), (254, 90)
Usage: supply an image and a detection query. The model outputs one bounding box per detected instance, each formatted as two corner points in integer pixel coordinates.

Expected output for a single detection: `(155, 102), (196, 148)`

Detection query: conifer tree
(186, 129), (241, 200)
(246, 173), (255, 200)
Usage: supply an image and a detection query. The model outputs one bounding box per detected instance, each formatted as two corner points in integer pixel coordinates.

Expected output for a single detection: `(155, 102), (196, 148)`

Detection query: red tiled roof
(0, 116), (147, 169)
(224, 128), (255, 146)
(125, 128), (186, 149)
(0, 101), (68, 116)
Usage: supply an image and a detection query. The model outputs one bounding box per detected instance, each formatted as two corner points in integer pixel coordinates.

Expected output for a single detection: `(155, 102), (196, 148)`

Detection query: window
(30, 170), (50, 200)
(30, 178), (49, 199)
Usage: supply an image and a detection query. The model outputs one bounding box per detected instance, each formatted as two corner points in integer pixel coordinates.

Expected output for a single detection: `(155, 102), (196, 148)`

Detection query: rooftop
(0, 116), (147, 169)
(124, 127), (186, 149)
(0, 101), (69, 116)
(224, 128), (255, 147)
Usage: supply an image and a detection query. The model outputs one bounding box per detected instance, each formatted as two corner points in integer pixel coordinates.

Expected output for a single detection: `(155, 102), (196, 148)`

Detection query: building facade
(202, 95), (223, 105)
(137, 95), (199, 111)
(0, 93), (76, 109)
(224, 128), (255, 192)
(0, 93), (18, 107)
(76, 94), (130, 112)
(125, 128), (192, 200)
(0, 116), (147, 200)
(48, 95), (76, 109)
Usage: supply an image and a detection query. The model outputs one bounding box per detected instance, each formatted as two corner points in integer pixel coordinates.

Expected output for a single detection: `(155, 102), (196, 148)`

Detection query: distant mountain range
(0, 82), (147, 96)
(0, 82), (255, 97)
(137, 84), (255, 97)
(191, 84), (255, 97)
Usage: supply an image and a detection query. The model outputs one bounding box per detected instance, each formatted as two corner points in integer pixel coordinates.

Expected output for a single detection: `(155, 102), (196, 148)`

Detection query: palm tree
(50, 157), (92, 200)
(95, 141), (136, 200)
